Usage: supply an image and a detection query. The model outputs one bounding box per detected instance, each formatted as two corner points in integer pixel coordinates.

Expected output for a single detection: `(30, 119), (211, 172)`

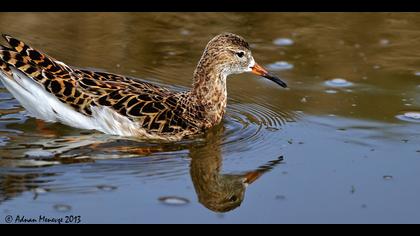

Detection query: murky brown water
(1, 13), (420, 223)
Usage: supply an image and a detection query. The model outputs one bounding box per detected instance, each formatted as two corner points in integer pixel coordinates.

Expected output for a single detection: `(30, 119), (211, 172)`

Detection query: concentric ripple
(221, 102), (299, 154)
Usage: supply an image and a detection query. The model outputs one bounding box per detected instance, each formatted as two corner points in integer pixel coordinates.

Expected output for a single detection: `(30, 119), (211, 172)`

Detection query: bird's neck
(189, 58), (228, 128)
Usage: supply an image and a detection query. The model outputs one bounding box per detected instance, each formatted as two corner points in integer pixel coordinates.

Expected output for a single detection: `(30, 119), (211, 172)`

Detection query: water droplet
(325, 78), (353, 88)
(379, 39), (390, 46)
(180, 29), (190, 36)
(414, 72), (420, 76)
(325, 89), (338, 94)
(116, 64), (121, 68)
(373, 65), (381, 70)
(54, 204), (71, 212)
(158, 196), (190, 206)
(97, 185), (117, 192)
(383, 175), (393, 180)
(354, 44), (361, 49)
(267, 61), (294, 71)
(361, 204), (367, 209)
(352, 104), (357, 107)
(24, 150), (54, 158)
(273, 38), (294, 46)
(396, 112), (420, 123)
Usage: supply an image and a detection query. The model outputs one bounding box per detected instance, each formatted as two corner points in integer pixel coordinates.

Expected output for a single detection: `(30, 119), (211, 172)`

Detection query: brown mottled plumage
(0, 33), (287, 141)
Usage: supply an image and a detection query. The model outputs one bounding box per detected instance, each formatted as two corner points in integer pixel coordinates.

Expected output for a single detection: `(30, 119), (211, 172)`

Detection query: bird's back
(0, 35), (200, 140)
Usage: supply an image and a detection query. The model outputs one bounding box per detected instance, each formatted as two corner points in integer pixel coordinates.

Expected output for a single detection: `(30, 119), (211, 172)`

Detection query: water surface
(1, 13), (420, 223)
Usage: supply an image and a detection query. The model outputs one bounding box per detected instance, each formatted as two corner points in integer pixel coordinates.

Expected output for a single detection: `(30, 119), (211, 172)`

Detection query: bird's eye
(236, 52), (244, 58)
(229, 195), (238, 202)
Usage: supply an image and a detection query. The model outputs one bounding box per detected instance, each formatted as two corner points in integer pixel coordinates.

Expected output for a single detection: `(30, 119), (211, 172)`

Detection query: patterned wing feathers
(0, 35), (198, 136)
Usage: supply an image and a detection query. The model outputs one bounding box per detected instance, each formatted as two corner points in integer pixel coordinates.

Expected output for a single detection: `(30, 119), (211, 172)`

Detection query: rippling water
(1, 13), (420, 223)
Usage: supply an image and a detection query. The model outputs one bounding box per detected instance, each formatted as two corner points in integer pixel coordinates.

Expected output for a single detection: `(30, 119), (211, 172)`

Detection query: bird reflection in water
(189, 126), (283, 212)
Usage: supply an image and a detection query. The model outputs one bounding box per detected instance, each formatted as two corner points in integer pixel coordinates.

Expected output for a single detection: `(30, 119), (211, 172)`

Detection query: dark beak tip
(279, 81), (288, 88)
(264, 73), (288, 88)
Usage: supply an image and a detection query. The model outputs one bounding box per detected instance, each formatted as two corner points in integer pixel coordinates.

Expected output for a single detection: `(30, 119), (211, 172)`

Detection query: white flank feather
(0, 68), (107, 132)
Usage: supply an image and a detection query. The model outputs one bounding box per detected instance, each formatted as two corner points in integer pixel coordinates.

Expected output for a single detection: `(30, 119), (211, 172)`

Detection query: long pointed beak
(251, 63), (288, 88)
